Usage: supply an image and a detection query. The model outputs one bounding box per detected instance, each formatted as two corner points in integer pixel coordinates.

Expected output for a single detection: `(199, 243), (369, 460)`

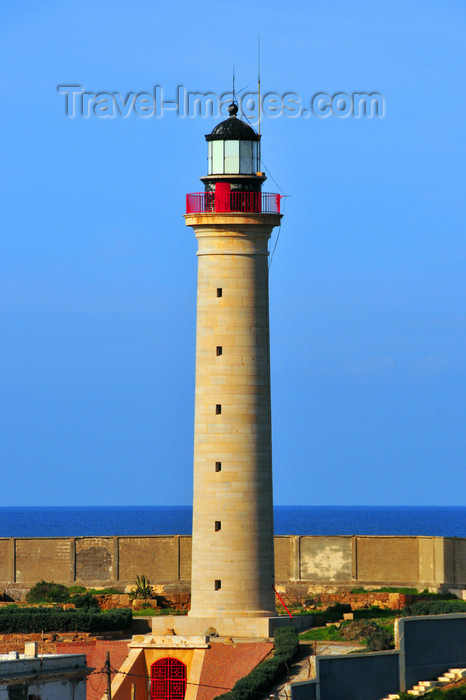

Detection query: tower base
(151, 614), (313, 639)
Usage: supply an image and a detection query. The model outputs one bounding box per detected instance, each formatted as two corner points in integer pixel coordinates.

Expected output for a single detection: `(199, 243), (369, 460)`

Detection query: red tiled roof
(197, 642), (273, 700)
(56, 638), (272, 700)
(56, 639), (130, 700)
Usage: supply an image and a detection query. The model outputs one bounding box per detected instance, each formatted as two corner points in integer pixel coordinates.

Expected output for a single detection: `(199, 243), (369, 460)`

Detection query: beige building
(0, 646), (90, 699)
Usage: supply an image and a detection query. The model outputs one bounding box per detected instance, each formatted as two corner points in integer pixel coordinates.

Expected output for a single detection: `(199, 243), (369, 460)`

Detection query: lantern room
(205, 103), (260, 176)
(185, 100), (281, 214)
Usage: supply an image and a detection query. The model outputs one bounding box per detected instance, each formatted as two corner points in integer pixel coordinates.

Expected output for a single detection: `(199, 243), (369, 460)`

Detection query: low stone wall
(0, 535), (464, 595)
(290, 613), (466, 699)
(94, 594), (131, 610)
(0, 632), (94, 655)
(400, 613), (466, 690)
(307, 592), (415, 610)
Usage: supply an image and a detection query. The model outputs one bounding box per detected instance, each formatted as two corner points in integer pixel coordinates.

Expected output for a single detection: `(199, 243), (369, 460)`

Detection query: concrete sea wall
(0, 535), (464, 593)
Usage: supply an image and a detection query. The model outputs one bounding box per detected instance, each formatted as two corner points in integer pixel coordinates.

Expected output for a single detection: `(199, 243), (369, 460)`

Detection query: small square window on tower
(217, 288), (222, 297)
(215, 461), (222, 472)
(215, 521), (221, 531)
(216, 346), (222, 356)
(215, 580), (221, 591)
(215, 404), (222, 415)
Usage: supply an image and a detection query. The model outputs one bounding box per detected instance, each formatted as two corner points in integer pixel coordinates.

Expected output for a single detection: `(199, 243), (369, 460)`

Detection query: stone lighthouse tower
(152, 104), (283, 638)
(185, 104), (282, 636)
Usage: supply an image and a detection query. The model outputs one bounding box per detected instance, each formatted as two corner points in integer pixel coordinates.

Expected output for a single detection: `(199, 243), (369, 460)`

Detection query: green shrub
(69, 592), (99, 610)
(354, 606), (397, 620)
(365, 624), (393, 651)
(325, 603), (351, 619)
(415, 591), (457, 600)
(340, 619), (393, 650)
(129, 575), (154, 600)
(0, 607), (131, 633)
(310, 603), (352, 625)
(26, 580), (70, 603)
(214, 627), (299, 700)
(25, 580), (101, 610)
(402, 599), (466, 616)
(341, 620), (376, 642)
(274, 626), (299, 658)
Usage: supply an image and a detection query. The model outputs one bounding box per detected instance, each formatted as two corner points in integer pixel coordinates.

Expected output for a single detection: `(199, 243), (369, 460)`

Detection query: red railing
(186, 191), (281, 214)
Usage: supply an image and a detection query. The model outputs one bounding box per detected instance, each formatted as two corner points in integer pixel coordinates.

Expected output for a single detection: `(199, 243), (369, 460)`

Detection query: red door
(151, 658), (187, 700)
(215, 182), (231, 212)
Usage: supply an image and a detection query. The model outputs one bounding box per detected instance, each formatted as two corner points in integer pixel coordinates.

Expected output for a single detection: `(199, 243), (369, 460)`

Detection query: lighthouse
(187, 103), (282, 631)
(152, 103), (283, 638)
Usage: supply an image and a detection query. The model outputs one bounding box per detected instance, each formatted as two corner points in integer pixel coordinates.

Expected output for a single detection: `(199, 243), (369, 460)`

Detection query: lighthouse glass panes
(208, 140), (259, 175)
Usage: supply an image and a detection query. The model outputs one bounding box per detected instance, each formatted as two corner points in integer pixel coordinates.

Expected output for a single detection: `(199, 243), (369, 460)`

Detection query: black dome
(206, 106), (260, 142)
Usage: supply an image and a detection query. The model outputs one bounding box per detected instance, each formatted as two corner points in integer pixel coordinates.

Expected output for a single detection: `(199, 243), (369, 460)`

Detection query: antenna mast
(257, 35), (261, 137)
(232, 65), (236, 104)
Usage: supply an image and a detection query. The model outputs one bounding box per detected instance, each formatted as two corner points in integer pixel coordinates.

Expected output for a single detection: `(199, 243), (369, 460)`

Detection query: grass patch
(132, 607), (158, 617)
(131, 608), (187, 617)
(350, 587), (419, 594)
(350, 587), (459, 600)
(300, 618), (395, 650)
(299, 625), (344, 642)
(353, 606), (398, 620)
(153, 608), (186, 616)
(277, 608), (313, 616)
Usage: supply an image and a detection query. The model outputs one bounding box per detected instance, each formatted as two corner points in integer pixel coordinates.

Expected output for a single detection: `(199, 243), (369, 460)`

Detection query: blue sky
(1, 0), (465, 506)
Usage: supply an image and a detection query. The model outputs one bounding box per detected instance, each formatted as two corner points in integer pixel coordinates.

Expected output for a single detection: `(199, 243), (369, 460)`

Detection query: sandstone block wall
(300, 536), (353, 583)
(189, 216), (277, 617)
(118, 536), (180, 582)
(454, 538), (466, 584)
(356, 536), (418, 583)
(0, 535), (464, 592)
(15, 538), (70, 584)
(75, 537), (113, 581)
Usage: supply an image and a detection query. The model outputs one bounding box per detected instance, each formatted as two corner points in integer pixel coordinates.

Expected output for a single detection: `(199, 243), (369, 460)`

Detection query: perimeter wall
(0, 535), (464, 593)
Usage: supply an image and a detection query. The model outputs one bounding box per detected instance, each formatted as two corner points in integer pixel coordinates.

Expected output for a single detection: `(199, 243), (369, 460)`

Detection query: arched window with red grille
(151, 657), (187, 700)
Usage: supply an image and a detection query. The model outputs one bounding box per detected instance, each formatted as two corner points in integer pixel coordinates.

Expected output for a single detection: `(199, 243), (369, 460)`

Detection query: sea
(0, 506), (464, 538)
